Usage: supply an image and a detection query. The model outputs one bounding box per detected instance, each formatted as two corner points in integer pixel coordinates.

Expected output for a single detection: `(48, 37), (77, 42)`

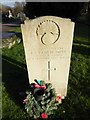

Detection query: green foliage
(24, 81), (60, 119)
(2, 43), (26, 65)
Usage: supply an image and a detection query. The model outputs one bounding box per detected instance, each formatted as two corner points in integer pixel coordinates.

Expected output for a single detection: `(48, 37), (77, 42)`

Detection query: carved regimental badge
(36, 20), (60, 45)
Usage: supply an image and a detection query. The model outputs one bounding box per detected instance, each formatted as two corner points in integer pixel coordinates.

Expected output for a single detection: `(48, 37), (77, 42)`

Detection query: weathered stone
(21, 16), (75, 96)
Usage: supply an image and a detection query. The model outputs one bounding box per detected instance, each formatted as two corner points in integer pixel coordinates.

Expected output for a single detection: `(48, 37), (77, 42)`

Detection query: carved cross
(42, 61), (56, 81)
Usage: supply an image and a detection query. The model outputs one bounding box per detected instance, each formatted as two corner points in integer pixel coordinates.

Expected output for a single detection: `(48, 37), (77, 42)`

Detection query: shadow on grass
(73, 40), (90, 46)
(3, 18), (22, 25)
(2, 55), (65, 120)
(74, 22), (89, 41)
(2, 55), (30, 106)
(6, 31), (22, 41)
(4, 24), (20, 27)
(72, 44), (90, 56)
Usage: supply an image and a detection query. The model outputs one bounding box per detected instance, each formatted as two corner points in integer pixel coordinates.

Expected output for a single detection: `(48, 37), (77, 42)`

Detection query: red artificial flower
(56, 96), (62, 100)
(56, 95), (63, 104)
(41, 85), (46, 90)
(34, 84), (46, 90)
(41, 113), (48, 119)
(34, 84), (40, 88)
(23, 98), (28, 104)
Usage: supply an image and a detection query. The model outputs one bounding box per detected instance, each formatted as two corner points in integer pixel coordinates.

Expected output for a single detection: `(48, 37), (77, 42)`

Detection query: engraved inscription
(28, 48), (67, 60)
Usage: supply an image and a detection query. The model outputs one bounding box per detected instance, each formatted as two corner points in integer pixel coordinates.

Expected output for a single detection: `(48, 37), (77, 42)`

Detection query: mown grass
(1, 21), (90, 120)
(8, 26), (21, 33)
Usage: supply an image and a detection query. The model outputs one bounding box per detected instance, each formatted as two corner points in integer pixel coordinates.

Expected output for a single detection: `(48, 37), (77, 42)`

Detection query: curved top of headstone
(24, 16), (71, 24)
(22, 16), (74, 47)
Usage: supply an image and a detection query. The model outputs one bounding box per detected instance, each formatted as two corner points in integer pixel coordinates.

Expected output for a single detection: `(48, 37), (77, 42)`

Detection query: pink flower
(56, 96), (62, 100)
(34, 84), (46, 90)
(23, 98), (28, 104)
(41, 113), (48, 119)
(34, 84), (40, 88)
(56, 96), (63, 104)
(41, 85), (46, 90)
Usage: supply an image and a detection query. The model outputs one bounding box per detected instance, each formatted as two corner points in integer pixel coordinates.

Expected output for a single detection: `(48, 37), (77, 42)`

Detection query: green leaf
(47, 92), (51, 97)
(47, 83), (52, 87)
(40, 80), (45, 85)
(27, 108), (33, 116)
(42, 106), (46, 110)
(46, 83), (52, 92)
(41, 101), (45, 105)
(26, 91), (31, 95)
(51, 106), (57, 110)
(25, 105), (28, 110)
(50, 88), (56, 95)
(46, 99), (50, 104)
(34, 115), (37, 119)
(54, 102), (59, 106)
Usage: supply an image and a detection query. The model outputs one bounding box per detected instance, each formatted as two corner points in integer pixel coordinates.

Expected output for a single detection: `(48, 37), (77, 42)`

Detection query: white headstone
(8, 10), (13, 18)
(21, 16), (75, 97)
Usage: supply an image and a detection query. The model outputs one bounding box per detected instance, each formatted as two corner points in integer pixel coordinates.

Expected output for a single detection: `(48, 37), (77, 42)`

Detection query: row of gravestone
(1, 34), (21, 49)
(21, 16), (75, 97)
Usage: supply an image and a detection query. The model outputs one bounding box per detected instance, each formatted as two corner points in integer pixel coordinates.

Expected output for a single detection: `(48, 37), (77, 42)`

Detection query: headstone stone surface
(21, 16), (75, 96)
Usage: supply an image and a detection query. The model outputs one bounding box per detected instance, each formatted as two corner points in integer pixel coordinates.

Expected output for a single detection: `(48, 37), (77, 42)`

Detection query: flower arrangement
(23, 79), (64, 119)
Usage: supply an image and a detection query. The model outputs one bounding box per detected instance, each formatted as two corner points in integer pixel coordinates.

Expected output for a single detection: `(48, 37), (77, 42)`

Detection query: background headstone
(8, 10), (13, 18)
(21, 16), (75, 96)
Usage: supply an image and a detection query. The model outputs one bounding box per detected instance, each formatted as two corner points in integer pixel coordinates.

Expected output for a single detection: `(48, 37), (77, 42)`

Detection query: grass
(74, 22), (90, 44)
(8, 26), (21, 33)
(1, 21), (90, 120)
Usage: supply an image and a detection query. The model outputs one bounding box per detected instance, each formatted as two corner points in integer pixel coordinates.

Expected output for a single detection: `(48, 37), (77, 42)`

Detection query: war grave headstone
(21, 16), (75, 97)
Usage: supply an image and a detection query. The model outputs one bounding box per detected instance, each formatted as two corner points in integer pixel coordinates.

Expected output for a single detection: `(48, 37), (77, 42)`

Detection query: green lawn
(8, 26), (21, 33)
(1, 22), (90, 120)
